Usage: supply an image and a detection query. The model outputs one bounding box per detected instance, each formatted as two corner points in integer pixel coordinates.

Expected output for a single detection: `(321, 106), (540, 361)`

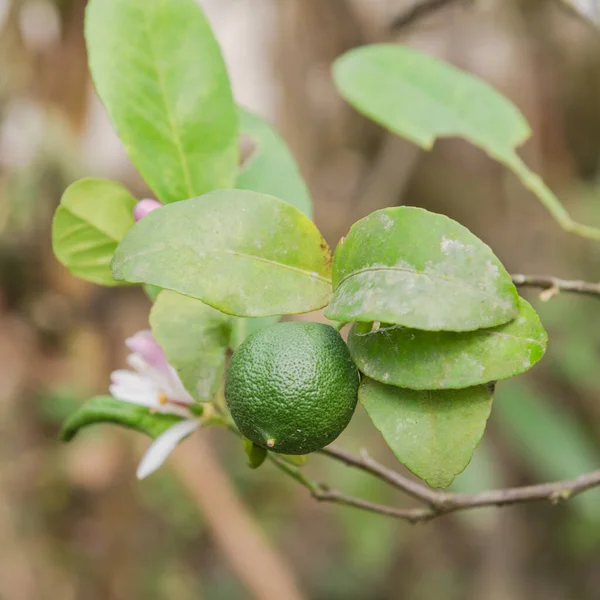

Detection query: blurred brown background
(2, 0), (600, 598)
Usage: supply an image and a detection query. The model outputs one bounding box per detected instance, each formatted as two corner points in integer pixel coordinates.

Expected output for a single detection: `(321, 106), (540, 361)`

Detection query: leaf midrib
(117, 245), (332, 286)
(59, 208), (121, 244)
(143, 1), (194, 199)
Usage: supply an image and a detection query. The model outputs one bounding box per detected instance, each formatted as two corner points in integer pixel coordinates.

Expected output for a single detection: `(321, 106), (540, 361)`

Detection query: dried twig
(512, 274), (600, 299)
(316, 447), (600, 523)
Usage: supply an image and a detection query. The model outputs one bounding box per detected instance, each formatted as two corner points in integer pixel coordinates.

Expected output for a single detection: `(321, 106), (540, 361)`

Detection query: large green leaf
(236, 107), (313, 218)
(325, 206), (518, 330)
(230, 107), (313, 340)
(112, 190), (333, 317)
(60, 396), (184, 441)
(52, 178), (136, 285)
(359, 378), (493, 488)
(334, 44), (529, 156)
(85, 0), (238, 204)
(150, 291), (231, 401)
(333, 44), (600, 241)
(348, 298), (547, 389)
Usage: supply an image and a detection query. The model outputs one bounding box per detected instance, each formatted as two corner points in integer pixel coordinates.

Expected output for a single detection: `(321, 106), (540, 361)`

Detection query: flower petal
(125, 331), (194, 404)
(110, 370), (160, 408)
(125, 330), (169, 373)
(136, 420), (200, 479)
(163, 365), (195, 404)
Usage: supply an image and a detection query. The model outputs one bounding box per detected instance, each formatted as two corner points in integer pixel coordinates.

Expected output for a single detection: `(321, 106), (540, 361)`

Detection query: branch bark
(313, 447), (600, 523)
(512, 274), (600, 299)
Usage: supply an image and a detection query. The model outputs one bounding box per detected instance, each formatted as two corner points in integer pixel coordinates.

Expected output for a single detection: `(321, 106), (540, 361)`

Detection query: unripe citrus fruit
(225, 321), (359, 455)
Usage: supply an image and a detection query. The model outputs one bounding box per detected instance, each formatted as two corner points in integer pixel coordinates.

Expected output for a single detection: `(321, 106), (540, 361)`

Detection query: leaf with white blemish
(112, 190), (333, 317)
(348, 298), (547, 389)
(325, 206), (518, 331)
(359, 378), (493, 488)
(150, 291), (231, 401)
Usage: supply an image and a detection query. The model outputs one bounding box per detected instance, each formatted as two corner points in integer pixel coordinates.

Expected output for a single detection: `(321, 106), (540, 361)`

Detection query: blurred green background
(2, 0), (600, 598)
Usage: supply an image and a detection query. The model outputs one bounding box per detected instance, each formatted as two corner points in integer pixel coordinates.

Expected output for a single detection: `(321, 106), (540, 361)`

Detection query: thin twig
(320, 446), (439, 506)
(512, 274), (600, 299)
(268, 453), (433, 523)
(311, 489), (433, 523)
(313, 446), (600, 523)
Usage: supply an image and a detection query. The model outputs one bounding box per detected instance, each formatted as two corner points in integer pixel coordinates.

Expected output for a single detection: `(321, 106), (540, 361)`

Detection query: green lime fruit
(225, 321), (359, 455)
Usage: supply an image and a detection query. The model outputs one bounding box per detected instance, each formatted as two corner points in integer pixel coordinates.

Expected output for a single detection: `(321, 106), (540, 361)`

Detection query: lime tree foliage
(53, 0), (554, 491)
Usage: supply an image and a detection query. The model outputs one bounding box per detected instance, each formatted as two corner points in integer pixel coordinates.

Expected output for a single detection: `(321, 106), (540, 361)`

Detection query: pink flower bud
(125, 330), (169, 372)
(133, 198), (162, 221)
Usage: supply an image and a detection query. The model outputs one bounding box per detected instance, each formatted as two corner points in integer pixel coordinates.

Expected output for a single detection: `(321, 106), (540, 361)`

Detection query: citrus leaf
(325, 206), (518, 330)
(333, 44), (600, 241)
(236, 107), (313, 218)
(144, 284), (162, 302)
(230, 315), (280, 350)
(243, 437), (268, 469)
(334, 44), (529, 156)
(112, 190), (333, 317)
(231, 108), (314, 341)
(85, 0), (238, 204)
(150, 291), (231, 401)
(359, 378), (494, 488)
(52, 178), (136, 286)
(348, 298), (547, 389)
(60, 396), (183, 441)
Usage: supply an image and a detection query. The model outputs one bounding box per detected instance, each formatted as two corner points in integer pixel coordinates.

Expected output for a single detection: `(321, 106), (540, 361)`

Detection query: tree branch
(272, 446), (600, 524)
(263, 272), (600, 523)
(512, 274), (600, 300)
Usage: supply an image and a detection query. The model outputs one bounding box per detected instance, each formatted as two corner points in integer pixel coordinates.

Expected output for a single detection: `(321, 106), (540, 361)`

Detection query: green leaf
(52, 178), (136, 285)
(230, 316), (280, 350)
(236, 107), (313, 218)
(325, 206), (518, 330)
(150, 291), (231, 401)
(60, 395), (184, 441)
(334, 44), (529, 156)
(243, 437), (268, 469)
(144, 284), (163, 302)
(348, 298), (547, 389)
(85, 0), (238, 204)
(359, 378), (493, 488)
(112, 190), (333, 317)
(333, 44), (600, 241)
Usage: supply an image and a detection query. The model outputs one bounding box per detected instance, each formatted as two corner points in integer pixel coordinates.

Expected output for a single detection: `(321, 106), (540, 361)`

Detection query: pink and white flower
(109, 330), (200, 479)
